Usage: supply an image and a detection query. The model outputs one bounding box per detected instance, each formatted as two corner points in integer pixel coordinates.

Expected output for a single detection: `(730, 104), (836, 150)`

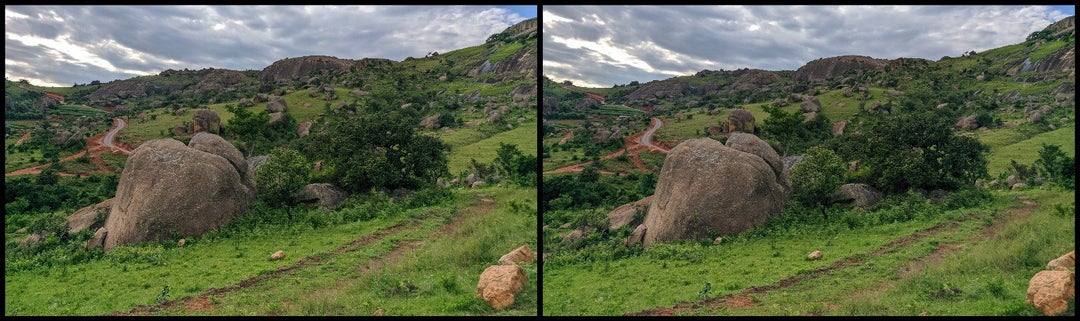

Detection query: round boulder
(192, 109), (221, 134)
(101, 135), (256, 251)
(476, 264), (528, 311)
(296, 183), (348, 209)
(639, 137), (789, 248)
(726, 109), (756, 133)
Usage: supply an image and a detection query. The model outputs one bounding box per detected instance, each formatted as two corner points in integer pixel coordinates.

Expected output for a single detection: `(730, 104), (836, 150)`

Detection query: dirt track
(6, 118), (132, 177)
(626, 199), (1040, 316)
(545, 117), (670, 175)
(110, 197), (499, 316)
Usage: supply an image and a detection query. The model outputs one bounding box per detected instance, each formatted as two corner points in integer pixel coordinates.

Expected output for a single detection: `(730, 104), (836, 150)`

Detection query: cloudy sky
(544, 5), (1074, 88)
(5, 5), (536, 87)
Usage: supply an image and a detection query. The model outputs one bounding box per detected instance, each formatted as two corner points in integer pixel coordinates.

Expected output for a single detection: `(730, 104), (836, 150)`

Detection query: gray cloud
(544, 5), (1071, 87)
(5, 5), (530, 87)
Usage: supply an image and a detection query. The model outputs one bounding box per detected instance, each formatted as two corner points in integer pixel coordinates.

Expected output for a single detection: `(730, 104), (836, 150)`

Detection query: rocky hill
(257, 55), (355, 83)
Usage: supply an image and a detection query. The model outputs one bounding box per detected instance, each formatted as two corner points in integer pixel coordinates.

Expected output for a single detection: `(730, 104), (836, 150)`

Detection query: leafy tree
(308, 109), (448, 192)
(494, 143), (538, 186)
(225, 104), (269, 156)
(790, 146), (846, 219)
(760, 105), (830, 156)
(254, 147), (309, 220)
(836, 111), (987, 193)
(1035, 143), (1075, 189)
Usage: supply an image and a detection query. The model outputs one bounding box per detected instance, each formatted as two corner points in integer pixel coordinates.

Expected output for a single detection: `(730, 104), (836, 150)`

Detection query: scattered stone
(713, 237), (724, 245)
(21, 233), (44, 246)
(192, 109), (222, 134)
(86, 227), (107, 250)
(832, 183), (883, 209)
(1012, 183), (1028, 190)
(606, 196), (652, 230)
(498, 245), (535, 265)
(67, 198), (113, 234)
(297, 120), (313, 137)
(1047, 251), (1075, 271)
(726, 109), (756, 133)
(476, 264), (527, 310)
(808, 250), (822, 260)
(471, 180), (486, 189)
(296, 183), (348, 209)
(270, 250), (285, 261)
(177, 238), (186, 247)
(1026, 270), (1074, 316)
(374, 309), (385, 316)
(268, 112), (284, 123)
(831, 121), (847, 137)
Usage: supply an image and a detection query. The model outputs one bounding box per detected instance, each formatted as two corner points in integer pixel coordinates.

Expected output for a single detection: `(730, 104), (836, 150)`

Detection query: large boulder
(606, 195), (653, 230)
(831, 120), (847, 137)
(267, 96), (288, 113)
(726, 132), (783, 178)
(831, 183), (882, 209)
(297, 120), (313, 137)
(192, 109), (221, 134)
(296, 183), (348, 209)
(726, 109), (756, 133)
(100, 135), (256, 251)
(476, 264), (528, 311)
(638, 136), (789, 247)
(67, 198), (113, 234)
(1026, 270), (1075, 316)
(800, 97), (821, 113)
(498, 245), (535, 265)
(1047, 251), (1075, 271)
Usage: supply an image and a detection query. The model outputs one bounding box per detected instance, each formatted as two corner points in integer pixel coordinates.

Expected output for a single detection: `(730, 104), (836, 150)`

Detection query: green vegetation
(595, 104), (645, 116)
(53, 105), (106, 117)
(790, 146), (846, 219)
(254, 147), (311, 220)
(447, 124), (536, 175)
(984, 125), (1074, 176)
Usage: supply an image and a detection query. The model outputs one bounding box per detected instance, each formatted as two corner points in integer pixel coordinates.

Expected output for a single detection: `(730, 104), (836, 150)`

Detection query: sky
(5, 5), (536, 87)
(544, 5), (1074, 88)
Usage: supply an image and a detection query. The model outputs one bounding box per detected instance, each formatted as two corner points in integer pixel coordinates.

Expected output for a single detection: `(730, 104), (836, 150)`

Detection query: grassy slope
(5, 187), (537, 316)
(446, 123), (537, 175)
(180, 187), (537, 316)
(978, 125), (1075, 176)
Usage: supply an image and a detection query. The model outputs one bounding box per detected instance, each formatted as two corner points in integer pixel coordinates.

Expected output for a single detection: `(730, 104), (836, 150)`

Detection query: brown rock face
(831, 121), (847, 137)
(793, 55), (888, 84)
(257, 55), (353, 83)
(101, 135), (256, 251)
(726, 109), (756, 133)
(267, 96), (288, 113)
(67, 198), (113, 234)
(640, 137), (789, 248)
(606, 195), (653, 230)
(297, 120), (313, 137)
(476, 264), (528, 310)
(1026, 270), (1075, 316)
(192, 109), (221, 134)
(498, 245), (536, 265)
(1047, 251), (1075, 271)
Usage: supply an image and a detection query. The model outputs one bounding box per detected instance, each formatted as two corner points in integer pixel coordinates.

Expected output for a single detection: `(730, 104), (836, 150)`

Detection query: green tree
(308, 109), (448, 192)
(1035, 143), (1075, 189)
(836, 111), (987, 193)
(494, 143), (538, 186)
(760, 105), (830, 156)
(790, 146), (846, 219)
(225, 104), (269, 156)
(254, 147), (310, 220)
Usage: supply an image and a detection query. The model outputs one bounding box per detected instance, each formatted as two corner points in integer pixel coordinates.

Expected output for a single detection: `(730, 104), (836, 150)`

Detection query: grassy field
(4, 135), (45, 173)
(982, 125), (1075, 176)
(5, 186), (537, 316)
(53, 105), (106, 117)
(447, 123), (537, 175)
(595, 105), (645, 116)
(543, 186), (1074, 316)
(99, 152), (128, 172)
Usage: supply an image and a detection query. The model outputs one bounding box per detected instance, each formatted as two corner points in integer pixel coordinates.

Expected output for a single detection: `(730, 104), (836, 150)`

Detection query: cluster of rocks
(171, 108), (222, 136)
(476, 245), (533, 310)
(1026, 251), (1074, 316)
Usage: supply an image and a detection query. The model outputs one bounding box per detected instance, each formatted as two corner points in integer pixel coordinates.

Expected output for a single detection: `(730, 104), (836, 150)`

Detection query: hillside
(542, 15), (1074, 316)
(5, 18), (538, 316)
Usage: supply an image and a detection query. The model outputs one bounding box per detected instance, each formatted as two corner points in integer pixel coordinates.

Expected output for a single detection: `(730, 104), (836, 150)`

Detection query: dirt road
(6, 118), (132, 177)
(544, 117), (670, 175)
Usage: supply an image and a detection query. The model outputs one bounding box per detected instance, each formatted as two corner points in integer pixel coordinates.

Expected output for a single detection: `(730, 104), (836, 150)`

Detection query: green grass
(4, 186), (532, 316)
(1028, 40), (1069, 62)
(53, 105), (106, 117)
(595, 105), (645, 116)
(99, 152), (128, 172)
(489, 42), (525, 63)
(983, 125), (1075, 176)
(178, 187), (537, 316)
(447, 123), (537, 175)
(694, 188), (1074, 316)
(4, 136), (46, 173)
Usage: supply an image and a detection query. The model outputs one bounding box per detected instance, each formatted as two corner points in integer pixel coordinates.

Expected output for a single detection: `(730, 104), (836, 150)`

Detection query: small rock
(499, 245), (536, 265)
(1026, 270), (1075, 316)
(270, 250), (285, 261)
(808, 250), (822, 260)
(476, 264), (527, 310)
(374, 308), (385, 316)
(177, 239), (186, 247)
(713, 236), (724, 245)
(919, 311), (929, 316)
(20, 233), (44, 246)
(1046, 251), (1075, 271)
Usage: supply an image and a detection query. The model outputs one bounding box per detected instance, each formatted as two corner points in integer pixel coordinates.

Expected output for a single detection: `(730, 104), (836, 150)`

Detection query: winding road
(544, 116), (670, 175)
(6, 117), (132, 177)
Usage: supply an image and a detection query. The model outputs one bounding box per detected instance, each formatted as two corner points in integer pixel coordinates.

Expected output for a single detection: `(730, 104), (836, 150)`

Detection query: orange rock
(476, 264), (527, 310)
(1026, 270), (1075, 316)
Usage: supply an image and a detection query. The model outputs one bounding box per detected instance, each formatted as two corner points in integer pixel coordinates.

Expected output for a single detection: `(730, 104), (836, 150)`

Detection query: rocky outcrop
(1047, 251), (1075, 271)
(296, 183), (348, 209)
(1027, 270), (1074, 316)
(793, 55), (888, 84)
(257, 55), (353, 83)
(99, 134), (256, 251)
(297, 120), (312, 137)
(638, 135), (789, 247)
(831, 183), (882, 209)
(726, 109), (755, 133)
(832, 120), (847, 136)
(606, 195), (652, 231)
(66, 198), (113, 234)
(190, 109), (221, 134)
(476, 264), (528, 311)
(267, 96), (288, 113)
